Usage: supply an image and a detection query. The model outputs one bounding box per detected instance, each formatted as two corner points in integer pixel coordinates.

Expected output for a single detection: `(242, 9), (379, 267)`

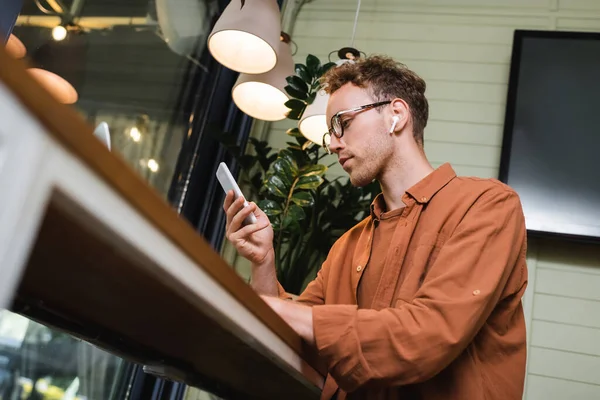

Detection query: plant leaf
(272, 157), (296, 186)
(265, 175), (288, 198)
(301, 140), (314, 151)
(291, 191), (314, 207)
(251, 172), (263, 190)
(286, 142), (302, 150)
(279, 149), (299, 171)
(258, 199), (282, 217)
(295, 135), (309, 147)
(282, 214), (294, 229)
(306, 54), (321, 78)
(285, 76), (309, 95)
(285, 104), (306, 120)
(238, 154), (255, 170)
(288, 204), (306, 221)
(284, 85), (309, 100)
(319, 62), (336, 77)
(296, 175), (324, 190)
(284, 99), (306, 110)
(295, 63), (312, 82)
(286, 127), (304, 138)
(300, 164), (327, 177)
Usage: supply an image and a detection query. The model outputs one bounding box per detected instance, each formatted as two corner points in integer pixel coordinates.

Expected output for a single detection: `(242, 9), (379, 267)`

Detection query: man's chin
(349, 173), (373, 188)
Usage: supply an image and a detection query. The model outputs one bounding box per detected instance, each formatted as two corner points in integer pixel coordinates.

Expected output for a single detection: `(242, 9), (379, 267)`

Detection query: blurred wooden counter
(0, 45), (323, 399)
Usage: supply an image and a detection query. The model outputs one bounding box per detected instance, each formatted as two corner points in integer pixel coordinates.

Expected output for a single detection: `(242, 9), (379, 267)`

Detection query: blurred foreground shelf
(0, 46), (323, 399)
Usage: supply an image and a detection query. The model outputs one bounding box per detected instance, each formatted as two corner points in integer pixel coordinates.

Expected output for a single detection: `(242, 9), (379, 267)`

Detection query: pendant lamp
(232, 33), (294, 121)
(208, 0), (281, 74)
(298, 89), (329, 144)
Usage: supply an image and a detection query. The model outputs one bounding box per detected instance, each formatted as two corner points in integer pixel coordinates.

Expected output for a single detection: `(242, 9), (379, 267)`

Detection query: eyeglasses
(322, 100), (391, 154)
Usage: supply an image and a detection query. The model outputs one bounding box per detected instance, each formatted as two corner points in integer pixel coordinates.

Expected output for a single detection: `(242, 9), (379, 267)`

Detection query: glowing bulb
(147, 159), (159, 173)
(52, 25), (67, 41)
(129, 126), (141, 142)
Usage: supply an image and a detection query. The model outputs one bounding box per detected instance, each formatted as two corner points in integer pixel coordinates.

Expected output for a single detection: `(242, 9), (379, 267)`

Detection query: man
(224, 55), (528, 399)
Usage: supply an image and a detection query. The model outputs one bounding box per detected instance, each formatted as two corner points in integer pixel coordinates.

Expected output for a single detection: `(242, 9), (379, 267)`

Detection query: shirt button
(421, 196), (427, 202)
(357, 265), (362, 272)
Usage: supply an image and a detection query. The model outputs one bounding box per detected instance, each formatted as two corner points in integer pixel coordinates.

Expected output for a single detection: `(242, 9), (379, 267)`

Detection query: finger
(230, 201), (258, 232)
(223, 192), (234, 235)
(229, 214), (271, 241)
(225, 196), (247, 232)
(223, 190), (235, 212)
(223, 191), (233, 233)
(248, 201), (268, 221)
(226, 196), (245, 217)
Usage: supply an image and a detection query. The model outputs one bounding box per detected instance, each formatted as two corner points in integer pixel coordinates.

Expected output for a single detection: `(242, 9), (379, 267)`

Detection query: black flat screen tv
(500, 29), (600, 242)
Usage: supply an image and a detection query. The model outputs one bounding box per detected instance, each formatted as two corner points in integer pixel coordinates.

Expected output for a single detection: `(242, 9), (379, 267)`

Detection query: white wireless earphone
(389, 116), (400, 134)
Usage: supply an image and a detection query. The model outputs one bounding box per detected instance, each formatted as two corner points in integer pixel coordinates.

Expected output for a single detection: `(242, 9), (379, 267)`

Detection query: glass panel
(0, 310), (126, 400)
(13, 0), (219, 198)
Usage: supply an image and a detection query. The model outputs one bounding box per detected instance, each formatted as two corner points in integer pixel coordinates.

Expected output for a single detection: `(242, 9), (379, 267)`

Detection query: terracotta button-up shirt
(279, 163), (528, 400)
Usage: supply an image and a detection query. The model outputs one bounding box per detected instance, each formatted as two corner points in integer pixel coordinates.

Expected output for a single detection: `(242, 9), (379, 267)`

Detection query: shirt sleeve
(311, 187), (528, 392)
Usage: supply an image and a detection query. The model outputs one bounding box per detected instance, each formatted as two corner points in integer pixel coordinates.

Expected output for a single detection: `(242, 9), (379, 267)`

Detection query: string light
(52, 25), (67, 41)
(129, 126), (141, 142)
(147, 159), (159, 173)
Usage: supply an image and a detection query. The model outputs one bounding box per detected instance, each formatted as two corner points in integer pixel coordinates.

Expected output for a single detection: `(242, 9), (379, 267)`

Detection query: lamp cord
(350, 0), (362, 47)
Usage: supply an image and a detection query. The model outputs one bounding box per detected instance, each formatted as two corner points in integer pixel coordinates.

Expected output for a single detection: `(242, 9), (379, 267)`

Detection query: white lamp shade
(232, 40), (294, 121)
(208, 0), (281, 74)
(299, 89), (329, 144)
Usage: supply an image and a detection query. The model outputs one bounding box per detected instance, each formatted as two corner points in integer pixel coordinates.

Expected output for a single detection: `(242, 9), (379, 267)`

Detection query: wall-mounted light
(232, 33), (294, 121)
(207, 0), (281, 74)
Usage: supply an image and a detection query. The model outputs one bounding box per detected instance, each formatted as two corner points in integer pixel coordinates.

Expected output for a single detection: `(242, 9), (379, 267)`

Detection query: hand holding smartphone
(216, 162), (257, 225)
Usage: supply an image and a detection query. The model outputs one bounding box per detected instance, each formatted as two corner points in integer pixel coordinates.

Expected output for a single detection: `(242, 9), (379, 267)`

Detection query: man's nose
(328, 134), (343, 154)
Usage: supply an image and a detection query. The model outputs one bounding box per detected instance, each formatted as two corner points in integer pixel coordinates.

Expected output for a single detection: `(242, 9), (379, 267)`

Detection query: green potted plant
(225, 55), (379, 295)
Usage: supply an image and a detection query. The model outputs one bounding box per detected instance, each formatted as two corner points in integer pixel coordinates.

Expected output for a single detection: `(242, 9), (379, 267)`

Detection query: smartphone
(216, 162), (257, 225)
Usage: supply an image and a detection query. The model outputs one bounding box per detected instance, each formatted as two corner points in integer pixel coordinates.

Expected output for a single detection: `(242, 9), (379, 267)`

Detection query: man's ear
(390, 98), (410, 133)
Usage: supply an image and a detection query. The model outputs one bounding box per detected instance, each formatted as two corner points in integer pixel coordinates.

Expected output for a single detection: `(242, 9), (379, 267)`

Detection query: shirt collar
(406, 163), (456, 204)
(370, 193), (386, 220)
(369, 163), (457, 218)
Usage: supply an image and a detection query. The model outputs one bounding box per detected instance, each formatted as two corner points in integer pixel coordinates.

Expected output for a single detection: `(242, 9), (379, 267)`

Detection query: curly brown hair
(321, 55), (428, 147)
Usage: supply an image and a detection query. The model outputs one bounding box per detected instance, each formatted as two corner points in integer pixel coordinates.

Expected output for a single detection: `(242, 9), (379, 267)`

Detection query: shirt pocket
(394, 232), (448, 306)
